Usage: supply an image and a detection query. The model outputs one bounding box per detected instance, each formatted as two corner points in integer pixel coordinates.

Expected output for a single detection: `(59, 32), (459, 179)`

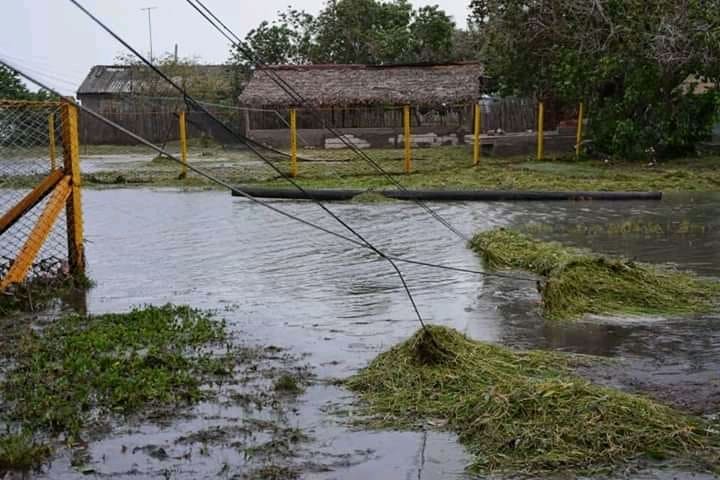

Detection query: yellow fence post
(49, 114), (57, 170)
(290, 108), (298, 177)
(61, 102), (85, 276)
(537, 101), (545, 161)
(179, 111), (188, 178)
(403, 105), (412, 173)
(576, 102), (585, 158)
(473, 103), (482, 165)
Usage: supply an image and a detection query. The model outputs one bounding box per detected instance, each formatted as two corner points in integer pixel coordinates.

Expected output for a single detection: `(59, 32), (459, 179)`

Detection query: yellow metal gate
(0, 100), (84, 291)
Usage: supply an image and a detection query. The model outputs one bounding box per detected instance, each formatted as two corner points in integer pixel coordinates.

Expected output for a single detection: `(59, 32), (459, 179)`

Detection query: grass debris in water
(470, 228), (720, 320)
(0, 304), (232, 438)
(0, 432), (51, 472)
(350, 191), (393, 203)
(346, 326), (720, 473)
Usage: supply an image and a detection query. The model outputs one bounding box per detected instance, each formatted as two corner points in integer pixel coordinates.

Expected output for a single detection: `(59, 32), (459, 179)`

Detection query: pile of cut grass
(470, 228), (720, 320)
(346, 326), (720, 473)
(0, 304), (233, 438)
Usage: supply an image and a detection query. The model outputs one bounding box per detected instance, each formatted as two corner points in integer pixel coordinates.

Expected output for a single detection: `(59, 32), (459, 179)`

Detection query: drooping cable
(184, 0), (470, 242)
(1, 57), (538, 288)
(62, 1), (439, 331)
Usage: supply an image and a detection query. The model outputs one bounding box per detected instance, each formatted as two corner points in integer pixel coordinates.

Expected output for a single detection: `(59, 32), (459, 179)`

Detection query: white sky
(0, 1), (469, 96)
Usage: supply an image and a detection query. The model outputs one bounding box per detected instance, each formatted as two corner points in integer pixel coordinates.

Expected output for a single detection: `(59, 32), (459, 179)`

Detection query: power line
(185, 0), (470, 242)
(0, 57), (537, 284)
(62, 0), (437, 332)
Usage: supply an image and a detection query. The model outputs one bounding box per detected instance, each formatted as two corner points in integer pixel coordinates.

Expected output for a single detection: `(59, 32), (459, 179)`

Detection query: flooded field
(6, 189), (720, 479)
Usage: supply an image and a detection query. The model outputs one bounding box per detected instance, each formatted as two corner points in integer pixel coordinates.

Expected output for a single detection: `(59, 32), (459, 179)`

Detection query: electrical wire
(0, 57), (538, 288)
(184, 0), (470, 242)
(63, 0), (436, 331)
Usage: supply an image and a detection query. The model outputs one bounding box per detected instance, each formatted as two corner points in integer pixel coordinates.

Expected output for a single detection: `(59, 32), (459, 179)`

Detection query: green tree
(0, 65), (55, 101)
(469, 0), (720, 159)
(232, 0), (463, 66)
(410, 6), (455, 62)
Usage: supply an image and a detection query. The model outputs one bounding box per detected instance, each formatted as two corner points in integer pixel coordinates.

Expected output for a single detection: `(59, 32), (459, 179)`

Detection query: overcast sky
(1, 1), (469, 96)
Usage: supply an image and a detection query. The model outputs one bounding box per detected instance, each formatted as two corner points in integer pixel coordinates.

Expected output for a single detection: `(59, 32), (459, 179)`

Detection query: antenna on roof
(140, 6), (157, 62)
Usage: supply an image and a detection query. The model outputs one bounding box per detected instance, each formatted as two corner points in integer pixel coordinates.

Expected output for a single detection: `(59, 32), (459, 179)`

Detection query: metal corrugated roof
(77, 64), (234, 95)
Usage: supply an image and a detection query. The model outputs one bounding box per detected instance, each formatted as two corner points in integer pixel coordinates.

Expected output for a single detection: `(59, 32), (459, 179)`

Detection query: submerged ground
(1, 188), (719, 479)
(6, 143), (720, 192)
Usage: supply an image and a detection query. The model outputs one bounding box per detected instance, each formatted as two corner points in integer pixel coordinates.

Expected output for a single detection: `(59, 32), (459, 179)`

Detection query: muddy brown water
(12, 190), (720, 479)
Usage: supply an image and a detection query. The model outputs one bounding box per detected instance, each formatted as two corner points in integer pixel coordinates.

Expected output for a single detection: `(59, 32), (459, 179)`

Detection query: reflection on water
(38, 189), (720, 478)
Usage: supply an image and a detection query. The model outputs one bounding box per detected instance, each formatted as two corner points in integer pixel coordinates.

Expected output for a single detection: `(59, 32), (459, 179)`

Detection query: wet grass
(349, 191), (395, 203)
(0, 273), (93, 317)
(273, 373), (305, 394)
(6, 146), (718, 192)
(470, 229), (720, 320)
(0, 432), (51, 472)
(0, 305), (233, 439)
(252, 148), (720, 192)
(346, 326), (720, 474)
(243, 465), (300, 480)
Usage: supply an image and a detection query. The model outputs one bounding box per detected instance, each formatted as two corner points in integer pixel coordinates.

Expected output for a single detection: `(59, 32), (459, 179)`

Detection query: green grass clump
(470, 228), (720, 320)
(1, 304), (231, 438)
(273, 373), (305, 394)
(346, 326), (720, 473)
(350, 191), (393, 203)
(0, 432), (51, 472)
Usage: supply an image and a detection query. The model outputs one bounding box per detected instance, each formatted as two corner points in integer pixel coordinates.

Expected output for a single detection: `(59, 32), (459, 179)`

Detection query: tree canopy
(470, 0), (720, 158)
(0, 65), (55, 101)
(231, 0), (476, 68)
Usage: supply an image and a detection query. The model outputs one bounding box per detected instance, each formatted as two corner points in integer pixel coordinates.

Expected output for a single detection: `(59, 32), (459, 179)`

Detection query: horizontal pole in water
(231, 187), (663, 202)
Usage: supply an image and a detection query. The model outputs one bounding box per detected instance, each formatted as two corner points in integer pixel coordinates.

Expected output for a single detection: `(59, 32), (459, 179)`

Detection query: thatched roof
(238, 63), (485, 108)
(77, 65), (235, 96)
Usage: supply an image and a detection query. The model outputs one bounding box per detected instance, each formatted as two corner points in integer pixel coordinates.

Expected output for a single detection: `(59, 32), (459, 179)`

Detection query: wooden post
(403, 105), (412, 173)
(576, 102), (585, 158)
(49, 113), (57, 170)
(179, 111), (188, 178)
(473, 103), (482, 165)
(290, 108), (298, 177)
(537, 101), (545, 161)
(60, 102), (85, 276)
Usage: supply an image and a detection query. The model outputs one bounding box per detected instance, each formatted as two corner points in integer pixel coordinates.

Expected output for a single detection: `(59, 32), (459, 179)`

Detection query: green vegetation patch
(346, 326), (720, 473)
(470, 229), (720, 320)
(0, 432), (51, 472)
(0, 305), (232, 438)
(0, 273), (93, 317)
(349, 191), (393, 203)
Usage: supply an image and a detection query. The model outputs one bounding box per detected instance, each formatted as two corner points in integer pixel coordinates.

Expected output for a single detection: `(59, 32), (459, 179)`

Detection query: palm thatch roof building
(238, 62), (493, 148)
(238, 63), (486, 108)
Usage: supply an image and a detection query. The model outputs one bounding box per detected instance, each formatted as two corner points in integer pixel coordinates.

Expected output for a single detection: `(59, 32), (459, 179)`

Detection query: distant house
(238, 63), (498, 148)
(77, 64), (242, 144)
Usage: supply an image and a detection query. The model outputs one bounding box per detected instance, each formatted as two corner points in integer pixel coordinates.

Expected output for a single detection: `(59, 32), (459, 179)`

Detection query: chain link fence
(0, 100), (84, 291)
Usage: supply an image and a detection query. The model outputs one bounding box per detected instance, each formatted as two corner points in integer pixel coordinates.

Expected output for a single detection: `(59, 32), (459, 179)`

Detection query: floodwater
(23, 190), (720, 478)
